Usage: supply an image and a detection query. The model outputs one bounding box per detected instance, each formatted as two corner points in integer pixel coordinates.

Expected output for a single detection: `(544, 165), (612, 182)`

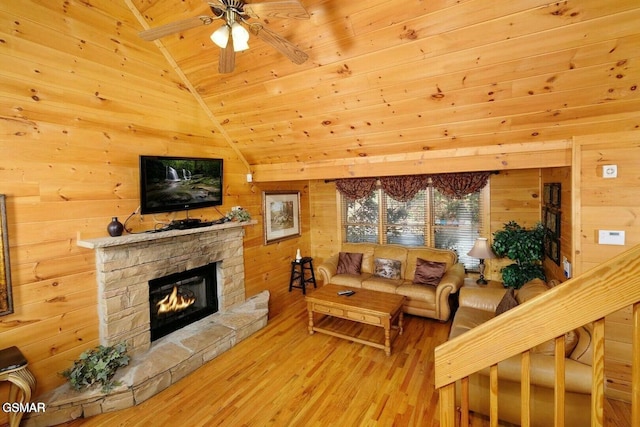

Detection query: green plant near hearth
(61, 342), (130, 393)
(492, 221), (546, 289)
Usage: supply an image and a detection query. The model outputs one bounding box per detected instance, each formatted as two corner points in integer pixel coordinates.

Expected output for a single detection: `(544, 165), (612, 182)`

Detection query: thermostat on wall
(598, 230), (625, 245)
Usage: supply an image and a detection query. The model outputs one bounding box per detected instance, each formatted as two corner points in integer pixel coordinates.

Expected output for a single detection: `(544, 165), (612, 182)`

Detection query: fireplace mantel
(77, 220), (256, 249)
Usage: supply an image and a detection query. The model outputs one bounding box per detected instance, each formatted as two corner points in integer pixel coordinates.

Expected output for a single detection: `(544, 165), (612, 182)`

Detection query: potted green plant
(226, 207), (251, 222)
(491, 221), (546, 289)
(61, 342), (130, 393)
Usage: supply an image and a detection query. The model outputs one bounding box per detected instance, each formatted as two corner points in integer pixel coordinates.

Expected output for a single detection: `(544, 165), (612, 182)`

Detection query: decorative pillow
(412, 258), (447, 286)
(495, 289), (518, 315)
(336, 252), (363, 275)
(374, 258), (402, 279)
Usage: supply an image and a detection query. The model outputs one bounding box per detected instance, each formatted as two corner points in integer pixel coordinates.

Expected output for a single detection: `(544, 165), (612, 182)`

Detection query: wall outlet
(603, 164), (617, 178)
(562, 257), (571, 279)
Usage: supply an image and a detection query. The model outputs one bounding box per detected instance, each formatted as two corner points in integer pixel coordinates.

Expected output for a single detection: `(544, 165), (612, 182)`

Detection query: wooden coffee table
(305, 284), (405, 356)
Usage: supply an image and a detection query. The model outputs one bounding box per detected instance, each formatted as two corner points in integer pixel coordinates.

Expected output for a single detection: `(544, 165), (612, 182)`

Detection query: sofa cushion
(330, 273), (369, 288)
(374, 257), (402, 279)
(495, 289), (518, 315)
(362, 276), (402, 293)
(412, 258), (447, 286)
(336, 252), (363, 275)
(516, 278), (549, 304)
(449, 307), (496, 340)
(533, 330), (579, 357)
(396, 283), (436, 303)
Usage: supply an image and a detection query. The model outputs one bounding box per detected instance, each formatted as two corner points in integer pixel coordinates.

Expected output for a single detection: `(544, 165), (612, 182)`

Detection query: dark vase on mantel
(107, 217), (124, 237)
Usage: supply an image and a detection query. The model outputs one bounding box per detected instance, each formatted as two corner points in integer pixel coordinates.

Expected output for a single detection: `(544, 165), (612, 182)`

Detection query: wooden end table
(305, 284), (405, 356)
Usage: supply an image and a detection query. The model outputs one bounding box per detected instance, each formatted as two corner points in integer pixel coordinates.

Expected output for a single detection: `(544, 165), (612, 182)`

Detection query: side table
(289, 257), (317, 295)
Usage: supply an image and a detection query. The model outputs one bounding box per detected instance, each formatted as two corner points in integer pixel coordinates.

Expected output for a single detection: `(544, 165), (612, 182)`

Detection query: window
(342, 185), (486, 270)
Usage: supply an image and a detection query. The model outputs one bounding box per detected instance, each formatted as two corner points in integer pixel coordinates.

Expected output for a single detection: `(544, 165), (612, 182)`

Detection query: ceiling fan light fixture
(211, 24), (230, 49)
(231, 22), (249, 51)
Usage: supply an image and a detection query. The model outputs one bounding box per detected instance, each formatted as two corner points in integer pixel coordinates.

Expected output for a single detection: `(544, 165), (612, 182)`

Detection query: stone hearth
(24, 222), (268, 426)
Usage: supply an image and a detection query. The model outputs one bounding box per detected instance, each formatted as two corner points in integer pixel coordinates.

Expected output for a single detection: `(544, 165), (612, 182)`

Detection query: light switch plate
(598, 230), (625, 245)
(603, 164), (618, 178)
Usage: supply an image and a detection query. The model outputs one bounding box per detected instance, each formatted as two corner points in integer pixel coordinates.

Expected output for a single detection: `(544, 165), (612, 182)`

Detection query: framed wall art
(0, 195), (14, 316)
(263, 191), (301, 245)
(542, 182), (562, 266)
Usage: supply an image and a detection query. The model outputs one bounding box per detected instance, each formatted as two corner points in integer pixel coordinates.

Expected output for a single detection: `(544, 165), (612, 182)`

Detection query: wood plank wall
(0, 0), (308, 405)
(573, 130), (640, 402)
(486, 170), (541, 281)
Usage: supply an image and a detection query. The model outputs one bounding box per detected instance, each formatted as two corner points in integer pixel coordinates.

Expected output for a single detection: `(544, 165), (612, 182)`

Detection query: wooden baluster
(521, 350), (531, 427)
(490, 364), (498, 427)
(592, 318), (605, 427)
(439, 383), (456, 427)
(554, 335), (566, 427)
(461, 376), (470, 427)
(632, 304), (639, 427)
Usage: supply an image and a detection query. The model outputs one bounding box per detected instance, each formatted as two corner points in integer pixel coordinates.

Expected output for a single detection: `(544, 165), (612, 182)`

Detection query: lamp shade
(467, 237), (496, 259)
(211, 25), (230, 49)
(231, 22), (249, 51)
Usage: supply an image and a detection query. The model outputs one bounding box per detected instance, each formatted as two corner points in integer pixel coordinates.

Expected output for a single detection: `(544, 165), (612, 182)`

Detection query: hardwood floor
(63, 288), (631, 427)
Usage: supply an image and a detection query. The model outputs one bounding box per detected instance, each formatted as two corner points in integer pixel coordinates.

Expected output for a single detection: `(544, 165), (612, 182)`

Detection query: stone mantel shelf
(76, 220), (256, 249)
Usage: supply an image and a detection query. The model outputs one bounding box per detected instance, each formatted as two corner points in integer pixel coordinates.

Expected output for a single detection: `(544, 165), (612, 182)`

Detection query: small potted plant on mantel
(491, 221), (546, 289)
(226, 206), (251, 222)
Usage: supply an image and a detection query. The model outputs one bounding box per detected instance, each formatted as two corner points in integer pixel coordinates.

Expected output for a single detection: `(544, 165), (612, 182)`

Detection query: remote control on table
(337, 290), (355, 296)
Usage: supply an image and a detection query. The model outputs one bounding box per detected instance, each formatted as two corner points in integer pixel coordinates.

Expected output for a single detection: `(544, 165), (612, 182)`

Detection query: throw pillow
(336, 252), (363, 275)
(412, 258), (447, 286)
(495, 289), (518, 315)
(374, 258), (402, 279)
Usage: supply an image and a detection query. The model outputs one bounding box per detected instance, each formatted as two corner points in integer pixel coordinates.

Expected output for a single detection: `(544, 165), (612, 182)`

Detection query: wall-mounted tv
(139, 155), (223, 215)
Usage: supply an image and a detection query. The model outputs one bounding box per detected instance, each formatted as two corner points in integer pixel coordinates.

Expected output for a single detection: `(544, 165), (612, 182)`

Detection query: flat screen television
(139, 155), (223, 215)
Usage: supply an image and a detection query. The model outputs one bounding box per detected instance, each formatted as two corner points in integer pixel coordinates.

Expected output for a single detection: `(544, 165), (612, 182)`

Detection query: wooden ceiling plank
(237, 110), (640, 164)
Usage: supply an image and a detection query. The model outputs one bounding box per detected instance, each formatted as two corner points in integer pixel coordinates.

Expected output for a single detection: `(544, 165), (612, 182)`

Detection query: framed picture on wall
(0, 195), (14, 316)
(263, 191), (301, 245)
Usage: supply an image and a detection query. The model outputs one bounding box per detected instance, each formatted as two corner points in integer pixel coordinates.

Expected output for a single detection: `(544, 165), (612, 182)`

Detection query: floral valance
(335, 171), (492, 201)
(335, 177), (377, 201)
(430, 171), (492, 199)
(379, 175), (430, 202)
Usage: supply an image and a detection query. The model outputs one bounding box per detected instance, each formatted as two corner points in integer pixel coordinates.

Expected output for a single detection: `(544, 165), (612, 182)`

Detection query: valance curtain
(379, 175), (430, 202)
(430, 171), (492, 199)
(335, 177), (377, 201)
(335, 171), (492, 201)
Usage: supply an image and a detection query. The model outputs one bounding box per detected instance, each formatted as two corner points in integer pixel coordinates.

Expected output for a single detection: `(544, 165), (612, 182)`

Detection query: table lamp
(467, 237), (496, 284)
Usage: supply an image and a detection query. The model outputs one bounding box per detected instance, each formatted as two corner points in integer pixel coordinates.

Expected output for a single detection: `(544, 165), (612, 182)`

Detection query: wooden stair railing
(435, 244), (640, 427)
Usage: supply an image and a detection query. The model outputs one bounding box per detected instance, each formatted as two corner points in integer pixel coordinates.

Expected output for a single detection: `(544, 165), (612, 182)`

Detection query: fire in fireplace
(149, 263), (219, 341)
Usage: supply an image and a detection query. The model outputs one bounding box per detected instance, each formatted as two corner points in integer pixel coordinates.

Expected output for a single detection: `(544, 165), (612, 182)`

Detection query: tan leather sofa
(449, 279), (593, 426)
(317, 243), (465, 321)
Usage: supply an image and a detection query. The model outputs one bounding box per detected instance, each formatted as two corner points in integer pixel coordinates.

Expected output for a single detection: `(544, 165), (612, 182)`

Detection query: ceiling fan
(138, 0), (310, 73)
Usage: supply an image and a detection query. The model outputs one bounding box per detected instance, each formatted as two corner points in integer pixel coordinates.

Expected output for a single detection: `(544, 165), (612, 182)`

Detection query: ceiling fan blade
(250, 24), (308, 64)
(219, 46), (236, 73)
(139, 16), (214, 41)
(244, 1), (310, 20)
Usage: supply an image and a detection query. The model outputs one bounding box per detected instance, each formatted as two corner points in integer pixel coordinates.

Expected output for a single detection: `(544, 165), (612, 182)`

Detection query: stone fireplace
(26, 222), (268, 427)
(87, 223), (248, 353)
